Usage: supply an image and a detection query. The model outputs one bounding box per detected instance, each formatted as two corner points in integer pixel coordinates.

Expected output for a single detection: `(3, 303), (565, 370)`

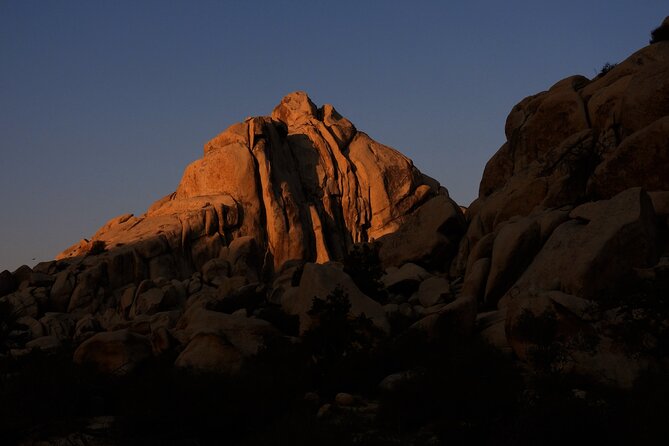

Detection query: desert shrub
(303, 286), (385, 395)
(87, 240), (107, 256)
(343, 243), (388, 303)
(650, 21), (669, 43)
(599, 62), (617, 76)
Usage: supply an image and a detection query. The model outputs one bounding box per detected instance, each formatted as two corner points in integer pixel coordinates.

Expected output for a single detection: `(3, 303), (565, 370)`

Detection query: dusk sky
(1, 1), (666, 271)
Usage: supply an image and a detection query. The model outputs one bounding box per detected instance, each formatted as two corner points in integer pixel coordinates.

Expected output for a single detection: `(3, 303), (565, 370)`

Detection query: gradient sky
(1, 1), (666, 271)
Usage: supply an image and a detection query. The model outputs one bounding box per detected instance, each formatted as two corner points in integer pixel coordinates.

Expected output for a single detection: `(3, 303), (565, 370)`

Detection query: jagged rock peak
(270, 91), (354, 132)
(271, 91), (318, 126)
(57, 92), (463, 279)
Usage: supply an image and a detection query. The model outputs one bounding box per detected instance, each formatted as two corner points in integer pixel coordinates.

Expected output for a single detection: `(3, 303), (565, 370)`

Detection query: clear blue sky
(1, 1), (666, 271)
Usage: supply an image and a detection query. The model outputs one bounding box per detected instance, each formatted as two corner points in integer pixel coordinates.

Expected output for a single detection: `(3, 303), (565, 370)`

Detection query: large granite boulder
(73, 330), (154, 374)
(504, 187), (657, 302)
(57, 92), (461, 278)
(454, 39), (669, 279)
(446, 27), (669, 385)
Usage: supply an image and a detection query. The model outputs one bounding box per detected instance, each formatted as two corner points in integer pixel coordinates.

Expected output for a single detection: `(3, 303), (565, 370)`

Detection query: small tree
(303, 286), (383, 394)
(599, 62), (617, 76)
(87, 240), (107, 256)
(343, 243), (387, 303)
(650, 19), (669, 44)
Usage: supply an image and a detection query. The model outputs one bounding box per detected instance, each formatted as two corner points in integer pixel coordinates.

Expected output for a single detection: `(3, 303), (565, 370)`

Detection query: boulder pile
(0, 93), (467, 377)
(2, 22), (669, 391)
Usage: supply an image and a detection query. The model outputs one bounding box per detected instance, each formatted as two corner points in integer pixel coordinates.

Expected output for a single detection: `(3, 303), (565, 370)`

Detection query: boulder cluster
(454, 36), (669, 386)
(1, 21), (669, 404)
(0, 92), (467, 381)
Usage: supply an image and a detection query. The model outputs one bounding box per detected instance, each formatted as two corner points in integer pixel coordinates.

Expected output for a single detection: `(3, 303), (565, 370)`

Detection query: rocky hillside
(453, 25), (669, 386)
(0, 91), (468, 374)
(1, 17), (668, 445)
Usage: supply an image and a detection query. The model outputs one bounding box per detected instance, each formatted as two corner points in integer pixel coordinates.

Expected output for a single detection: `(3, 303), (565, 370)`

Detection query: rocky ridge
(454, 32), (669, 386)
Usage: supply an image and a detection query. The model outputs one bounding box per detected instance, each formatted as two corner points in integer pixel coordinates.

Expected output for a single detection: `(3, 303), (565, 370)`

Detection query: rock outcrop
(459, 38), (669, 257)
(5, 16), (669, 446)
(57, 92), (462, 277)
(1, 92), (467, 377)
(3, 20), (669, 392)
(455, 28), (669, 386)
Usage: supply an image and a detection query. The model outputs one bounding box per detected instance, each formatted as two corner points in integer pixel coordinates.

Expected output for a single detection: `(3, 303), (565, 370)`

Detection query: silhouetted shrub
(303, 286), (385, 395)
(343, 243), (388, 303)
(87, 240), (107, 256)
(650, 21), (669, 43)
(599, 62), (617, 76)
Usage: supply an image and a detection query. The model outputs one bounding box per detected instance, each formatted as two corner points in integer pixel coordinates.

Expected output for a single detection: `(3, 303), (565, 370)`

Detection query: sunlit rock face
(57, 92), (463, 276)
(25, 92), (465, 377)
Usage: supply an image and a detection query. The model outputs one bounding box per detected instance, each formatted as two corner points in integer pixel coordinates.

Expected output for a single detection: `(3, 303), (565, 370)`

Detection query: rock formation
(56, 91), (462, 276)
(454, 30), (669, 387)
(1, 19), (668, 407)
(0, 92), (467, 377)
